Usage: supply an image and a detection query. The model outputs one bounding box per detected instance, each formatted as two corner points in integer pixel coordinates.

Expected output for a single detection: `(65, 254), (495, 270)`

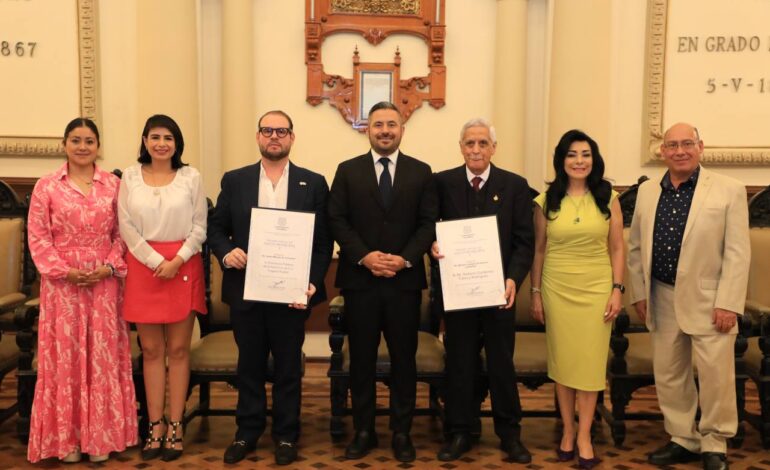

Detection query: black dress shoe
(501, 438), (532, 463)
(648, 441), (700, 466)
(275, 441), (298, 466)
(224, 440), (257, 464)
(702, 452), (728, 470)
(345, 430), (378, 459)
(391, 433), (416, 462)
(438, 433), (472, 461)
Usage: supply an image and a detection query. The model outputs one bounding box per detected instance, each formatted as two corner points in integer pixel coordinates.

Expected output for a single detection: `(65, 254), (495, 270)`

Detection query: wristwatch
(612, 283), (625, 294)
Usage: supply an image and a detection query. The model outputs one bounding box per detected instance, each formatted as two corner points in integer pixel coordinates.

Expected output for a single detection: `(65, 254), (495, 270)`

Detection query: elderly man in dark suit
(327, 101), (438, 462)
(431, 118), (534, 463)
(208, 110), (333, 466)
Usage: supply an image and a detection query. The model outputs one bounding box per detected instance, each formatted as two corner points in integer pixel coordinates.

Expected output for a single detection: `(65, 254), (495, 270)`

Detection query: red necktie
(471, 176), (482, 192)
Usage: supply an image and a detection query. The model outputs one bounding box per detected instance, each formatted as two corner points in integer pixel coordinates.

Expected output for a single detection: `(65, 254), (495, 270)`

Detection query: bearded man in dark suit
(208, 110), (333, 466)
(327, 101), (438, 463)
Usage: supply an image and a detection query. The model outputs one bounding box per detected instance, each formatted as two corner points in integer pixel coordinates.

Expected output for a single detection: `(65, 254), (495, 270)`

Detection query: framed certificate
(243, 208), (315, 305)
(435, 215), (506, 312)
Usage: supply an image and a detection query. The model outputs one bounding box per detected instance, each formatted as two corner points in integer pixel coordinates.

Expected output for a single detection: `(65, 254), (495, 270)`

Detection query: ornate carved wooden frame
(641, 0), (769, 165)
(0, 0), (97, 157)
(305, 0), (446, 131)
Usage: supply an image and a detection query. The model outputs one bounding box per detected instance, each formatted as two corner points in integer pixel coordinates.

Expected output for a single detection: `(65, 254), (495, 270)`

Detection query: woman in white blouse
(118, 114), (207, 462)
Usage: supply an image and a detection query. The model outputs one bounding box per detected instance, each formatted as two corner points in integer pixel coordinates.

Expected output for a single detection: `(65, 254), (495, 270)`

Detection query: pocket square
(299, 181), (307, 186)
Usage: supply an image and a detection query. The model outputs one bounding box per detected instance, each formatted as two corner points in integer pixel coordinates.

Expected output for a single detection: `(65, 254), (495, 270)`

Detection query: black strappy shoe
(161, 420), (185, 461)
(141, 417), (166, 461)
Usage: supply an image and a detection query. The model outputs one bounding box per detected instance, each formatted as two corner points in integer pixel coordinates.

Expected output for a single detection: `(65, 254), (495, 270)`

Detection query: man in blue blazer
(327, 102), (438, 462)
(208, 110), (333, 466)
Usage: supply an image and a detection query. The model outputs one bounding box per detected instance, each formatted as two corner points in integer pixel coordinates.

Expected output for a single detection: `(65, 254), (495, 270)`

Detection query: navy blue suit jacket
(207, 161), (333, 310)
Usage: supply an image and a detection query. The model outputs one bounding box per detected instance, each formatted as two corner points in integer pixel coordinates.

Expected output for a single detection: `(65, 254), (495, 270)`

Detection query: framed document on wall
(642, 0), (770, 165)
(0, 0), (97, 157)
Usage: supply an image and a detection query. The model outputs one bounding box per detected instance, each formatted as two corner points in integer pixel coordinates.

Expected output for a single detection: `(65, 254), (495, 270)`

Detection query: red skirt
(122, 240), (207, 324)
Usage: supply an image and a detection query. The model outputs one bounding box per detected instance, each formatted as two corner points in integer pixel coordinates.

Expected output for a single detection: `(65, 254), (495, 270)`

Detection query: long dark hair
(63, 118), (100, 146)
(544, 129), (612, 220)
(137, 114), (187, 169)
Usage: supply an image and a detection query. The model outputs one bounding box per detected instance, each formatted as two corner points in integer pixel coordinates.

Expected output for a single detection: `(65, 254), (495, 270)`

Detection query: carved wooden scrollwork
(305, 0), (446, 131)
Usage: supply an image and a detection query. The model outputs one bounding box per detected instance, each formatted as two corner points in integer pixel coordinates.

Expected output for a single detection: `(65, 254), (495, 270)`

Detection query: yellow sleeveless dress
(533, 190), (617, 391)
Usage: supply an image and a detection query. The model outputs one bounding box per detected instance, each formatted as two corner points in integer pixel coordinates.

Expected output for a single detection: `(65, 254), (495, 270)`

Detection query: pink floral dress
(26, 163), (138, 462)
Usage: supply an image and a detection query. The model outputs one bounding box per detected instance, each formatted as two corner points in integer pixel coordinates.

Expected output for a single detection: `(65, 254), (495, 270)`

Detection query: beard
(369, 132), (401, 154)
(259, 144), (290, 161)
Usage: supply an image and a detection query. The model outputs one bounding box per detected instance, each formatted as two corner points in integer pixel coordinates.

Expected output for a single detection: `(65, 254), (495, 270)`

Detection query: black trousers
(443, 308), (522, 441)
(230, 302), (308, 443)
(344, 284), (421, 434)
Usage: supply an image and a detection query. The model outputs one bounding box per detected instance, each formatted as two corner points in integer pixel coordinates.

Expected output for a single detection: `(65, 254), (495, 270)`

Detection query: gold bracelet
(530, 287), (541, 294)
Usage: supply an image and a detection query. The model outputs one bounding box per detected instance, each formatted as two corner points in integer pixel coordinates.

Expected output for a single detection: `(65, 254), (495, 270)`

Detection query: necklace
(565, 191), (587, 224)
(143, 166), (165, 196)
(72, 174), (93, 188)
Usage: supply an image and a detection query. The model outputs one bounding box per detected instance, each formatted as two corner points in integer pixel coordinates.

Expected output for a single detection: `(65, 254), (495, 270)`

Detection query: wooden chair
(598, 177), (750, 448)
(184, 221), (304, 424)
(476, 272), (554, 420)
(0, 180), (36, 331)
(327, 255), (445, 439)
(184, 242), (241, 423)
(0, 327), (20, 424)
(743, 185), (770, 448)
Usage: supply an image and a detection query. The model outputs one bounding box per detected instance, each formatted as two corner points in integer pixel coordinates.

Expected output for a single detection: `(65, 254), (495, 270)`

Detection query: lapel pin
(299, 181), (307, 186)
(493, 195), (499, 202)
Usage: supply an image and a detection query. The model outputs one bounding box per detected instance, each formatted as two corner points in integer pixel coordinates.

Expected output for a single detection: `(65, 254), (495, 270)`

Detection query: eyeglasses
(662, 140), (698, 151)
(259, 127), (291, 138)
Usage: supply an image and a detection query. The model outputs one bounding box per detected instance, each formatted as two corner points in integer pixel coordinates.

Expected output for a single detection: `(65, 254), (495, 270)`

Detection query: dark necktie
(379, 157), (392, 206)
(471, 176), (482, 192)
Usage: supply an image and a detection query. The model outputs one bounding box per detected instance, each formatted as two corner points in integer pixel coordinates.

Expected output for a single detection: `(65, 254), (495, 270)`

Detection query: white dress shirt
(118, 164), (207, 269)
(372, 149), (399, 181)
(465, 164), (491, 190)
(258, 161), (289, 209)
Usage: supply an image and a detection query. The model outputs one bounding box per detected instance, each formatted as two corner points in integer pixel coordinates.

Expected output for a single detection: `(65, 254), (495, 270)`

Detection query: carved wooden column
(221, 0), (256, 170)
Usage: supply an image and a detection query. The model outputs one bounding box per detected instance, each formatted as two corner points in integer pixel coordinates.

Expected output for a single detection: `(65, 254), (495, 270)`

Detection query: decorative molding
(330, 0), (420, 16)
(305, 0), (445, 130)
(641, 0), (770, 166)
(0, 0), (98, 158)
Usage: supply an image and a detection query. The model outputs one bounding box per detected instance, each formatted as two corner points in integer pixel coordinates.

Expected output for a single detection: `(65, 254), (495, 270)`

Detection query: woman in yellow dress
(530, 129), (625, 469)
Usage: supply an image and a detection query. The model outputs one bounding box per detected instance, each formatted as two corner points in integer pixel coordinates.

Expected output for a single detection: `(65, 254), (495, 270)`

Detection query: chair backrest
(0, 180), (34, 298)
(199, 198), (231, 335)
(618, 179), (648, 329)
(748, 186), (770, 308)
(0, 218), (23, 297)
(514, 273), (543, 330)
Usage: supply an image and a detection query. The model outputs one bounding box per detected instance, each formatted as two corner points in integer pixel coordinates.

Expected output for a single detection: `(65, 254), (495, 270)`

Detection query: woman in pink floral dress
(26, 118), (138, 463)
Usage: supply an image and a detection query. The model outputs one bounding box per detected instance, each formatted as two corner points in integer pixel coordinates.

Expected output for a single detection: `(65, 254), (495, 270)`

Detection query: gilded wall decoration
(331, 0), (420, 16)
(642, 0), (770, 165)
(0, 0), (97, 158)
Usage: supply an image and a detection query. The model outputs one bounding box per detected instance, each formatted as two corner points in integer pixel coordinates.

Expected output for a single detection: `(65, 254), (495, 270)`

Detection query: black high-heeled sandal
(141, 417), (166, 461)
(161, 420), (185, 462)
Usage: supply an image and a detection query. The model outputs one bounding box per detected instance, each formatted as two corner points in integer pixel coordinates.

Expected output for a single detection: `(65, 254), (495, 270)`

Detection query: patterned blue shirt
(651, 167), (700, 285)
